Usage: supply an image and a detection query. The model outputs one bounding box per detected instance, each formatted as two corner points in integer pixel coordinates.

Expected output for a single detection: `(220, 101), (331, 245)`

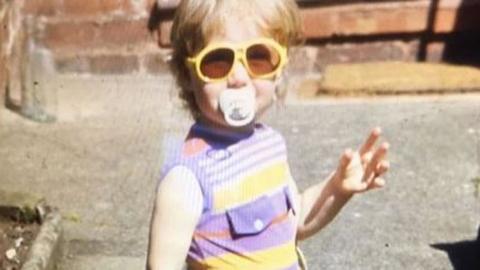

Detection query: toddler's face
(188, 19), (280, 130)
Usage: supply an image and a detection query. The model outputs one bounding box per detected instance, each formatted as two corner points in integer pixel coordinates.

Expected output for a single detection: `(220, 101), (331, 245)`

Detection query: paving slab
(56, 255), (145, 270)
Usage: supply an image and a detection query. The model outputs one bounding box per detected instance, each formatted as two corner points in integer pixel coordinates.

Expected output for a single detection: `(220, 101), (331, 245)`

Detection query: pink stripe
(189, 215), (296, 260)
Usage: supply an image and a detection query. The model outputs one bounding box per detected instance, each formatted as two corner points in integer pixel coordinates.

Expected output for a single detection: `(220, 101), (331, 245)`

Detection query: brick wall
(155, 0), (480, 74)
(22, 0), (168, 75)
(4, 0), (480, 79)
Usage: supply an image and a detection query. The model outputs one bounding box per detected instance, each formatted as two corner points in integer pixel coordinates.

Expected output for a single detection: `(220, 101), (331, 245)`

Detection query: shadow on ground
(431, 226), (480, 270)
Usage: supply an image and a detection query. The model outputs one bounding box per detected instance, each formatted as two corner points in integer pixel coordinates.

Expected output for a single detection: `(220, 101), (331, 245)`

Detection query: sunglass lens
(200, 49), (234, 79)
(246, 44), (281, 76)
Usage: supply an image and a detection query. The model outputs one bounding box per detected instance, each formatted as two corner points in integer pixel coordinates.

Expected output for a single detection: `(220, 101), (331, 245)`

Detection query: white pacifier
(219, 89), (255, 127)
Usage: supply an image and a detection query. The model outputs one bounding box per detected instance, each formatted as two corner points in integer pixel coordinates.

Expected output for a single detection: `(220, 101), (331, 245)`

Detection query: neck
(197, 117), (255, 135)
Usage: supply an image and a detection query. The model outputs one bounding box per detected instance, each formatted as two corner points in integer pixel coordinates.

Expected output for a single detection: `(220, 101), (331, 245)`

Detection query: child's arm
(146, 166), (203, 270)
(293, 128), (390, 241)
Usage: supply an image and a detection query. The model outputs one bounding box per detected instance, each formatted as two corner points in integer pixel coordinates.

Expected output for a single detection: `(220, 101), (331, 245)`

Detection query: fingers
(334, 128), (391, 195)
(372, 177), (386, 188)
(375, 160), (390, 178)
(363, 142), (390, 184)
(336, 148), (353, 181)
(359, 127), (382, 156)
(368, 161), (389, 190)
(361, 152), (373, 166)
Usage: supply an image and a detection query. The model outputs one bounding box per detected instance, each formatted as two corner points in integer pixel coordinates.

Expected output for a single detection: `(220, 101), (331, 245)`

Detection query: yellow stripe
(213, 162), (287, 210)
(201, 241), (298, 270)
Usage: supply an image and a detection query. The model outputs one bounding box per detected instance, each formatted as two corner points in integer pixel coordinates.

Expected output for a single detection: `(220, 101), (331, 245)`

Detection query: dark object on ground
(431, 226), (480, 270)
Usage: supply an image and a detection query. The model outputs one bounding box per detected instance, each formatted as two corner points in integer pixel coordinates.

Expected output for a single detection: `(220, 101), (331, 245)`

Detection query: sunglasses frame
(186, 37), (287, 83)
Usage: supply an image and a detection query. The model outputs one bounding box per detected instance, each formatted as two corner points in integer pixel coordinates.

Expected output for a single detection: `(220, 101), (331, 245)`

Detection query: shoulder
(156, 165), (204, 214)
(255, 123), (287, 146)
(159, 165), (202, 192)
(163, 165), (197, 182)
(160, 128), (211, 177)
(182, 136), (209, 157)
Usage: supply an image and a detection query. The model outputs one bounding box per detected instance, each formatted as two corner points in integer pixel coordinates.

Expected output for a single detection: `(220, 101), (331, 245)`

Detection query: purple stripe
(208, 147), (287, 186)
(197, 185), (289, 224)
(228, 125), (276, 152)
(197, 153), (288, 213)
(283, 261), (301, 270)
(199, 127), (278, 169)
(191, 216), (297, 259)
(206, 133), (286, 173)
(205, 140), (286, 178)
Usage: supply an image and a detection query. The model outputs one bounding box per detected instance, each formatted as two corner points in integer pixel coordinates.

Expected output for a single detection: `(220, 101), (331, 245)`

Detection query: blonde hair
(170, 0), (303, 119)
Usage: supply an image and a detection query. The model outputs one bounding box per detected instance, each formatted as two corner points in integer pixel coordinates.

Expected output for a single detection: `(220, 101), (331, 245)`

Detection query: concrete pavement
(0, 74), (180, 269)
(269, 95), (480, 269)
(1, 70), (479, 269)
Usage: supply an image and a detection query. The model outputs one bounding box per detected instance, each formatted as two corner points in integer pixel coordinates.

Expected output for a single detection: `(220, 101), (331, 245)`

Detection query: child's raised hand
(332, 127), (390, 196)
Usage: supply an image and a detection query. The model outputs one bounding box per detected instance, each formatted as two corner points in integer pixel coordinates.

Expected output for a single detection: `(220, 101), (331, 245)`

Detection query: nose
(227, 62), (249, 88)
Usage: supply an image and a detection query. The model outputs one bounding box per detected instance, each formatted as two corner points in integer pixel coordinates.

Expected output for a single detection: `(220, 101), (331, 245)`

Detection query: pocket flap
(226, 187), (295, 237)
(226, 195), (276, 236)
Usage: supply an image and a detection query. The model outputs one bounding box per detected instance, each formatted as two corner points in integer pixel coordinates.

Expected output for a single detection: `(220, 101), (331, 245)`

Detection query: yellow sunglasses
(186, 38), (287, 83)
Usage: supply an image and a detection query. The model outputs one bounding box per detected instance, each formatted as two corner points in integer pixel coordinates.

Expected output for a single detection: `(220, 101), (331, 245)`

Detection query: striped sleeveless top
(164, 122), (300, 270)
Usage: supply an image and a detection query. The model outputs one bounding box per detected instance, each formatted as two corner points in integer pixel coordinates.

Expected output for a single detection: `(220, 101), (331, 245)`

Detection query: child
(147, 0), (390, 269)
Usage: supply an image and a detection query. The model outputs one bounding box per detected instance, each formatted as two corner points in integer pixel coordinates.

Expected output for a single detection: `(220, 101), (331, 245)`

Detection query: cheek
(253, 80), (276, 102)
(194, 82), (225, 110)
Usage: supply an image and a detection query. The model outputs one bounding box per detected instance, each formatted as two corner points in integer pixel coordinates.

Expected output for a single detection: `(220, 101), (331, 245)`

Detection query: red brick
(312, 41), (418, 69)
(368, 7), (421, 34)
(300, 7), (336, 38)
(41, 21), (98, 51)
(55, 55), (90, 73)
(23, 0), (141, 18)
(435, 7), (458, 33)
(22, 0), (64, 17)
(156, 0), (480, 46)
(88, 54), (140, 74)
(60, 0), (134, 17)
(435, 4), (480, 33)
(100, 19), (153, 47)
(285, 41), (422, 75)
(300, 3), (430, 38)
(56, 54), (140, 74)
(426, 42), (446, 62)
(158, 20), (172, 47)
(143, 52), (170, 74)
(41, 18), (154, 52)
(338, 7), (379, 35)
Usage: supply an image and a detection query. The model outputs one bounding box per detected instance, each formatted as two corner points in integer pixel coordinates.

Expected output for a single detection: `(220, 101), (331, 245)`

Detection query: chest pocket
(226, 187), (295, 238)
